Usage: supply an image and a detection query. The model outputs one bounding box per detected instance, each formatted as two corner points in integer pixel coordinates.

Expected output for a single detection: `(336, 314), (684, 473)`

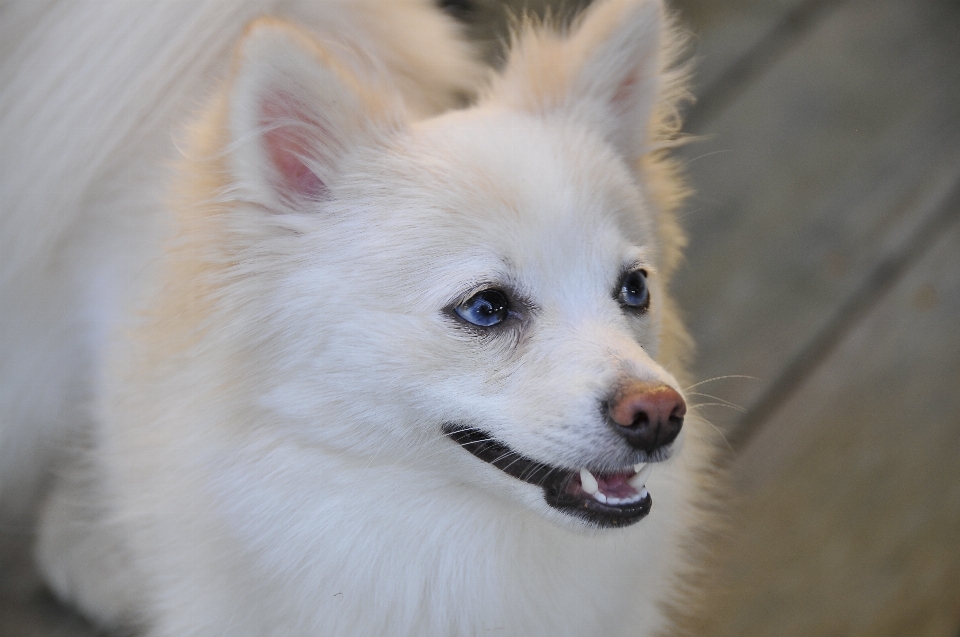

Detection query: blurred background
(661, 1), (960, 635)
(2, 0), (959, 635)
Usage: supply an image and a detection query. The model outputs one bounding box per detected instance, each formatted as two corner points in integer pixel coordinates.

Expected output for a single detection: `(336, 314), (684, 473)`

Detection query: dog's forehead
(387, 109), (657, 282)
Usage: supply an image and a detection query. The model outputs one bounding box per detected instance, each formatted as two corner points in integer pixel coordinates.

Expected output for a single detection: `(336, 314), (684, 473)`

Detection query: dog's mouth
(443, 424), (653, 528)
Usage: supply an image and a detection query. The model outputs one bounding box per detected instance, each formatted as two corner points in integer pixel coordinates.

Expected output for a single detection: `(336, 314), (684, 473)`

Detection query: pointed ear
(227, 20), (402, 211)
(491, 0), (665, 162)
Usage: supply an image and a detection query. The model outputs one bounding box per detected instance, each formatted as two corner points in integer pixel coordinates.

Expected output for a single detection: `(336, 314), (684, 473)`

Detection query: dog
(0, 1), (714, 635)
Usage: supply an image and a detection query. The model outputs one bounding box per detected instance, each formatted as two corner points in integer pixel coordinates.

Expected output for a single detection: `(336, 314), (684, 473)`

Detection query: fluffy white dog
(0, 1), (714, 635)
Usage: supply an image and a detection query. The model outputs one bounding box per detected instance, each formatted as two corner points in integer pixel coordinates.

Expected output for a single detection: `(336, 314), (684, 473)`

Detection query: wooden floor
(671, 1), (960, 635)
(2, 1), (959, 635)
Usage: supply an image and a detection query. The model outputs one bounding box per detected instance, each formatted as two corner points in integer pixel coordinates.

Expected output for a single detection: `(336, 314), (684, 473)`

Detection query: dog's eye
(618, 270), (650, 311)
(455, 289), (509, 327)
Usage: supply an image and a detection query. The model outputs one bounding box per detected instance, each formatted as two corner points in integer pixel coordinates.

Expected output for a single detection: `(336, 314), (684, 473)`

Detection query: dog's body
(0, 1), (713, 635)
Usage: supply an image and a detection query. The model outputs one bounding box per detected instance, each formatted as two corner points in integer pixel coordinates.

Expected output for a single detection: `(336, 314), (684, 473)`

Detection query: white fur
(2, 1), (712, 635)
(0, 0), (482, 522)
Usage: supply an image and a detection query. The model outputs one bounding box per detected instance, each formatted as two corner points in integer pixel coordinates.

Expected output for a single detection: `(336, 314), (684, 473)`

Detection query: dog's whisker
(686, 392), (747, 413)
(681, 148), (734, 168)
(465, 439), (498, 447)
(491, 451), (519, 466)
(688, 401), (747, 414)
(498, 455), (527, 473)
(689, 414), (735, 453)
(684, 375), (761, 391)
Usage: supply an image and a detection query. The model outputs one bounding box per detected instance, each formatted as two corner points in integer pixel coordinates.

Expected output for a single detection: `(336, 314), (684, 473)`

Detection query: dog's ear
(492, 0), (664, 162)
(227, 20), (402, 211)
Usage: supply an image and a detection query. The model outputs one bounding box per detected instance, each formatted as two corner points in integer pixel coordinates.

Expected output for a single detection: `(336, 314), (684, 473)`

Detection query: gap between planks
(729, 168), (960, 450)
(683, 0), (844, 133)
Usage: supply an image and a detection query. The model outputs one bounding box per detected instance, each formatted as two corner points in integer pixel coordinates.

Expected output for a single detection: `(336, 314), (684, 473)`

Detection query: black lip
(443, 424), (652, 528)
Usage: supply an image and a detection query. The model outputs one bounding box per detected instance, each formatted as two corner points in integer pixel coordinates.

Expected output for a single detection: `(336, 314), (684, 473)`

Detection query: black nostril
(616, 413), (662, 453)
(660, 414), (683, 447)
(615, 416), (683, 453)
(606, 382), (686, 453)
(630, 411), (650, 429)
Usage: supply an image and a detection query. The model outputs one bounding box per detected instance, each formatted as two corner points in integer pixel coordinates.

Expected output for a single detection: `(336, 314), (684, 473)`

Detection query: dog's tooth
(607, 496), (620, 505)
(633, 462), (646, 473)
(592, 491), (607, 504)
(579, 468), (599, 495)
(628, 463), (653, 490)
(639, 488), (649, 500)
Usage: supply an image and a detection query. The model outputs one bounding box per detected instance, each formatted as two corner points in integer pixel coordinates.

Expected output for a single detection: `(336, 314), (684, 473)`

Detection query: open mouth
(443, 424), (653, 528)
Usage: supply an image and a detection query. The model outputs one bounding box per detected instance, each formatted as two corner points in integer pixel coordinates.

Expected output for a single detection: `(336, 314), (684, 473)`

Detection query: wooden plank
(671, 0), (837, 131)
(672, 0), (960, 436)
(730, 167), (960, 449)
(690, 213), (960, 637)
(671, 0), (806, 85)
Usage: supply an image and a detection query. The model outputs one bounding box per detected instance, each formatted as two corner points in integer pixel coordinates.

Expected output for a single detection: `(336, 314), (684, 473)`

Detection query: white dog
(0, 1), (713, 635)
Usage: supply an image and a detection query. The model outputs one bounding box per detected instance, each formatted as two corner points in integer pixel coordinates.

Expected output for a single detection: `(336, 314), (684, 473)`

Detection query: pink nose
(607, 382), (686, 453)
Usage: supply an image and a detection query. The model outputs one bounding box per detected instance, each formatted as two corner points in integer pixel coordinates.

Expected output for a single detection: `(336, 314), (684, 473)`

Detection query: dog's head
(215, 0), (690, 530)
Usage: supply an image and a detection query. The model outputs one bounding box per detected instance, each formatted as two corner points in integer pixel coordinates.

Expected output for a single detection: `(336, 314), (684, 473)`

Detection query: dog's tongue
(595, 472), (637, 498)
(576, 463), (653, 503)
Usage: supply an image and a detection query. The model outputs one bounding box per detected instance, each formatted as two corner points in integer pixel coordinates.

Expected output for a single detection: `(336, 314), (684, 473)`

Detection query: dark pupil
(622, 271), (648, 307)
(477, 297), (499, 317)
(458, 290), (508, 326)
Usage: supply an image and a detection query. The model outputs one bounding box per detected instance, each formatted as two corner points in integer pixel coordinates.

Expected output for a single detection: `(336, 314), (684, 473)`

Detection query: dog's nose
(607, 382), (686, 453)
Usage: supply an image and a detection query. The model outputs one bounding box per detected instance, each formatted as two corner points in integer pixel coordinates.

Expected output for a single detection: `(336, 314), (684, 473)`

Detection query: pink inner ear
(260, 95), (328, 200)
(611, 69), (640, 116)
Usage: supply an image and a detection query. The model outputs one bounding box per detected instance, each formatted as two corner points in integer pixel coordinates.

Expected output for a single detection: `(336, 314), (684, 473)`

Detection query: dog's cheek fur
(243, 114), (675, 472)
(193, 2), (688, 504)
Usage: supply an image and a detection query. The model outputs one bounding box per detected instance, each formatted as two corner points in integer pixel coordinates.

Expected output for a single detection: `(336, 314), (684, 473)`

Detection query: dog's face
(224, 1), (685, 529)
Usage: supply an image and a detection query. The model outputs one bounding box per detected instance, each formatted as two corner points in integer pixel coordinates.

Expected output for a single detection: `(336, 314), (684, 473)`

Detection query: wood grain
(673, 0), (960, 437)
(672, 0), (837, 132)
(692, 212), (960, 637)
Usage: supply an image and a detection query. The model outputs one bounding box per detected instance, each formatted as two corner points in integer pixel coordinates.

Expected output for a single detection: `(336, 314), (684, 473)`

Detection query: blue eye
(618, 270), (649, 310)
(455, 289), (509, 327)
